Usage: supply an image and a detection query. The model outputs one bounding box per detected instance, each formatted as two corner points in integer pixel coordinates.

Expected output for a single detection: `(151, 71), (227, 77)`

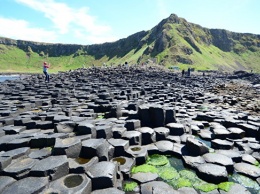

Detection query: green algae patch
(179, 170), (197, 180)
(158, 166), (180, 181)
(123, 181), (138, 192)
(218, 182), (235, 192)
(176, 177), (192, 188)
(147, 154), (169, 166)
(194, 181), (218, 192)
(131, 164), (158, 174)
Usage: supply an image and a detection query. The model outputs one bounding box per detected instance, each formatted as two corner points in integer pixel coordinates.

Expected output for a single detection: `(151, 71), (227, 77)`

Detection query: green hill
(0, 14), (260, 73)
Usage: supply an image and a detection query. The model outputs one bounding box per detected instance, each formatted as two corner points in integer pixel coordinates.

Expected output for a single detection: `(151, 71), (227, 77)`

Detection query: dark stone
(202, 153), (234, 173)
(69, 156), (99, 173)
(141, 181), (178, 194)
(30, 155), (69, 181)
(186, 138), (209, 156)
(48, 174), (92, 194)
(125, 146), (148, 165)
(111, 156), (135, 179)
(0, 176), (16, 193)
(28, 148), (51, 159)
(107, 138), (129, 157)
(0, 147), (30, 159)
(154, 127), (170, 141)
(80, 138), (109, 161)
(211, 139), (234, 150)
(53, 137), (82, 158)
(234, 162), (260, 179)
(91, 188), (125, 194)
(122, 131), (141, 146)
(87, 161), (118, 191)
(1, 177), (49, 194)
(196, 163), (228, 184)
(0, 156), (12, 171)
(2, 157), (38, 179)
(77, 122), (96, 137)
(137, 127), (156, 145)
(131, 172), (158, 183)
(166, 123), (185, 136)
(215, 149), (242, 163)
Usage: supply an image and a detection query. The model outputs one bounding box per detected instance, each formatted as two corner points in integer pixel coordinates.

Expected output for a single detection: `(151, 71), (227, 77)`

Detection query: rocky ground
(0, 66), (259, 194)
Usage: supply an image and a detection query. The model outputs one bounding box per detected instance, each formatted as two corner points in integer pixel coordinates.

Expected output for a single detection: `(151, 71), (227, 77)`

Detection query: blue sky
(0, 0), (259, 45)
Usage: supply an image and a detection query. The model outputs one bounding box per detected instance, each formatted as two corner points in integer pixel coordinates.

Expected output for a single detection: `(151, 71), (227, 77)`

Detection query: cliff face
(0, 13), (260, 72)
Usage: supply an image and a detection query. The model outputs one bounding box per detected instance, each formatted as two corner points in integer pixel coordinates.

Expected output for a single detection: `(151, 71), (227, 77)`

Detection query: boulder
(196, 163), (228, 184)
(87, 161), (118, 191)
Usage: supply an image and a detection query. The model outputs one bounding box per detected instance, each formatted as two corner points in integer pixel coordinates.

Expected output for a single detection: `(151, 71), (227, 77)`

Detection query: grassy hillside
(0, 14), (260, 73)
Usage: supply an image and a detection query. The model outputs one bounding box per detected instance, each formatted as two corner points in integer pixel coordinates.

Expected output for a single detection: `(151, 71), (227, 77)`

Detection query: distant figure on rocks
(43, 61), (50, 82)
(187, 68), (191, 76)
(182, 69), (185, 77)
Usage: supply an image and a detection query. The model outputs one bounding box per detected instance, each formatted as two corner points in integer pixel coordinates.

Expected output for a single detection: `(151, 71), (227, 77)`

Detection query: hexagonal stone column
(87, 161), (118, 191)
(80, 139), (110, 161)
(30, 155), (69, 181)
(47, 174), (92, 194)
(53, 137), (82, 158)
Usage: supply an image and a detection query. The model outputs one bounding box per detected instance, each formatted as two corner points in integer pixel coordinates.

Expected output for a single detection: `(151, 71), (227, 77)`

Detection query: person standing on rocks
(43, 61), (50, 82)
(182, 69), (185, 77)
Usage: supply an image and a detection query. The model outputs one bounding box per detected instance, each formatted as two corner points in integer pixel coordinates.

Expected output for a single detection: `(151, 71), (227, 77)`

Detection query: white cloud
(74, 29), (118, 44)
(0, 17), (57, 42)
(15, 0), (116, 44)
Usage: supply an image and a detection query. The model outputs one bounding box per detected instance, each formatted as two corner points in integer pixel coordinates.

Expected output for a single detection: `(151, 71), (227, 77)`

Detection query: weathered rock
(87, 161), (118, 191)
(137, 127), (156, 145)
(53, 137), (82, 158)
(211, 139), (234, 150)
(80, 138), (110, 161)
(48, 174), (92, 194)
(131, 172), (158, 183)
(1, 177), (49, 194)
(3, 157), (38, 179)
(166, 123), (185, 136)
(153, 127), (170, 141)
(215, 149), (242, 163)
(141, 181), (178, 194)
(91, 188), (125, 194)
(107, 138), (129, 157)
(125, 146), (148, 165)
(70, 156), (98, 173)
(196, 163), (228, 184)
(186, 138), (209, 156)
(202, 153), (234, 173)
(111, 156), (135, 179)
(0, 176), (16, 193)
(30, 155), (69, 181)
(234, 162), (260, 179)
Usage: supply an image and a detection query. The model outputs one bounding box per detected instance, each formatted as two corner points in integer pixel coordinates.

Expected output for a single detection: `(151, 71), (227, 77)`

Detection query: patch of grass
(218, 182), (235, 192)
(176, 177), (193, 188)
(146, 154), (169, 166)
(158, 166), (180, 181)
(131, 164), (158, 174)
(193, 181), (218, 192)
(123, 181), (138, 192)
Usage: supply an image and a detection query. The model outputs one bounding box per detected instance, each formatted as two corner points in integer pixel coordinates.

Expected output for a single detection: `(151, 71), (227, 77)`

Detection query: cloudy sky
(0, 0), (259, 45)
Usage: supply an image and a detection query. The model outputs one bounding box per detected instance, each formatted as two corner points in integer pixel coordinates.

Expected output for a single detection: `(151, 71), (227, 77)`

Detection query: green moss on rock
(194, 181), (218, 192)
(158, 166), (180, 181)
(123, 181), (138, 192)
(179, 170), (197, 180)
(147, 154), (169, 166)
(176, 177), (192, 188)
(218, 182), (235, 192)
(131, 164), (158, 174)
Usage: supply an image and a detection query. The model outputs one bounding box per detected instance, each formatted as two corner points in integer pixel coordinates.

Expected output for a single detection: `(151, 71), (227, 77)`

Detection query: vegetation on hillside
(0, 14), (259, 73)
